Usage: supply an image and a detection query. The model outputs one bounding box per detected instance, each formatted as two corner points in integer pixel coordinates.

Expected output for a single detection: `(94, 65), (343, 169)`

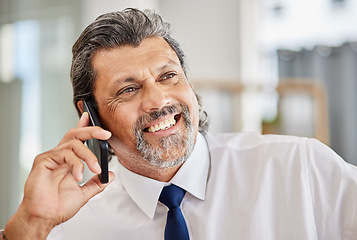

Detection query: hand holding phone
(83, 100), (109, 184)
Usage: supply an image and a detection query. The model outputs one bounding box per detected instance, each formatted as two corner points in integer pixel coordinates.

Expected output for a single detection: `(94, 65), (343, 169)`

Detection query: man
(2, 8), (357, 240)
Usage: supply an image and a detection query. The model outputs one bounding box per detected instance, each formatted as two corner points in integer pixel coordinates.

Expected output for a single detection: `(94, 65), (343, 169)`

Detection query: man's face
(91, 37), (199, 176)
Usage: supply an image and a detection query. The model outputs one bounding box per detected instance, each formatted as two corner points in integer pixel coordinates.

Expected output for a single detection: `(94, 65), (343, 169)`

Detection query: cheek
(190, 94), (200, 130)
(112, 111), (136, 136)
(101, 106), (138, 143)
(106, 115), (138, 156)
(176, 84), (200, 129)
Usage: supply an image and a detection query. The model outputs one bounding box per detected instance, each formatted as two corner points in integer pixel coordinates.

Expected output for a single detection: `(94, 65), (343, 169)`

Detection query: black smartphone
(82, 100), (109, 184)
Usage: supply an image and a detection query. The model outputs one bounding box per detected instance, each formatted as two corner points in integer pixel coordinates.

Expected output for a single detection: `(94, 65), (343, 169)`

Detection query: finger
(50, 164), (75, 186)
(77, 112), (90, 128)
(55, 140), (102, 175)
(39, 149), (85, 182)
(65, 151), (84, 182)
(59, 126), (111, 145)
(81, 171), (115, 202)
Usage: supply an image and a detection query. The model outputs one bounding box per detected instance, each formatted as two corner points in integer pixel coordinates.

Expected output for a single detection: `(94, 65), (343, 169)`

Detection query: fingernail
(109, 172), (115, 182)
(95, 162), (102, 173)
(101, 129), (112, 138)
(80, 112), (87, 119)
(78, 172), (83, 182)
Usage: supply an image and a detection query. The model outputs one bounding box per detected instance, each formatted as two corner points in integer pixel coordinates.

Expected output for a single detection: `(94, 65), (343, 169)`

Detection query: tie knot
(159, 185), (186, 209)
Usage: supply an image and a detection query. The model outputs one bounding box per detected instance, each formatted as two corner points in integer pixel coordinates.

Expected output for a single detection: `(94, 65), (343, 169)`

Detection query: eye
(116, 85), (140, 96)
(160, 72), (177, 81)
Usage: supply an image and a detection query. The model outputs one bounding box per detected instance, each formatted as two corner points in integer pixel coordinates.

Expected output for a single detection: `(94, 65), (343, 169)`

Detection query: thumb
(81, 171), (115, 202)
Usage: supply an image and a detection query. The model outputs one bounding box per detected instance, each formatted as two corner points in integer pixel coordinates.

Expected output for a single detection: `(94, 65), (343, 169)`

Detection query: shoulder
(203, 131), (352, 169)
(203, 131), (357, 176)
(202, 132), (310, 175)
(204, 131), (308, 152)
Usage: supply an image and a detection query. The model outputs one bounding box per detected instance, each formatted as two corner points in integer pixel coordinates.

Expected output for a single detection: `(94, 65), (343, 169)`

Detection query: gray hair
(70, 8), (208, 132)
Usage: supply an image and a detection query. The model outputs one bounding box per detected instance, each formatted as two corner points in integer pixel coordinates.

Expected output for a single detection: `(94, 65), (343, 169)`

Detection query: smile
(147, 116), (177, 133)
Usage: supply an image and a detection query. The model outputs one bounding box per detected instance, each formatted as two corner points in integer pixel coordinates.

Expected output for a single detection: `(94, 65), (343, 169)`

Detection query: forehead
(91, 37), (181, 77)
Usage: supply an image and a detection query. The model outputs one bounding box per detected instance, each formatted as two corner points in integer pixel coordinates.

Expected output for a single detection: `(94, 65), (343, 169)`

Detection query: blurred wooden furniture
(276, 80), (329, 145)
(192, 78), (330, 145)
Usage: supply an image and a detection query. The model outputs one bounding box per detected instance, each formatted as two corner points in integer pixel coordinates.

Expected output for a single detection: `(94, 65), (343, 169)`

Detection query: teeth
(147, 117), (176, 133)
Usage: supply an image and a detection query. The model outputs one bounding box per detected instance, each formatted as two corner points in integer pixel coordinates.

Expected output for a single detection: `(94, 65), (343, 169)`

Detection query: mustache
(134, 102), (194, 168)
(134, 104), (183, 132)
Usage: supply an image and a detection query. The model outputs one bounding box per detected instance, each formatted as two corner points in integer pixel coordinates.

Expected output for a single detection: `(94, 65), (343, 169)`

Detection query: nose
(141, 84), (171, 113)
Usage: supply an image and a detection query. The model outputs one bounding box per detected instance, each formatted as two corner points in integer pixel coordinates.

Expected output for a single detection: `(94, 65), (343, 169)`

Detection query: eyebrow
(156, 59), (180, 72)
(117, 60), (181, 84)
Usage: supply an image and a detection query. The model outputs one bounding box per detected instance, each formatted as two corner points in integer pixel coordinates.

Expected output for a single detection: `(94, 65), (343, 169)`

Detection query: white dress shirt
(48, 132), (357, 239)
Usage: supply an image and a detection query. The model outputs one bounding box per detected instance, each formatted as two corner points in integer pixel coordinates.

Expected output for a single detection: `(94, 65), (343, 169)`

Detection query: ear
(77, 100), (84, 114)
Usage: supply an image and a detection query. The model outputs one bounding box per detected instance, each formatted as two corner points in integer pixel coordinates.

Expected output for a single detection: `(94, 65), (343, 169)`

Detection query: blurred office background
(1, 0), (356, 228)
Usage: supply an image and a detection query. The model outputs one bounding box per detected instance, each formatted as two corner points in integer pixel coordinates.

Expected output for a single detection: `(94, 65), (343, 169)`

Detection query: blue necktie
(159, 185), (190, 240)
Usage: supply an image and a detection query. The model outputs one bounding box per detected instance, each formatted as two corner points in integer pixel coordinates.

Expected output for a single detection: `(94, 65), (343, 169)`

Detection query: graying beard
(134, 104), (195, 168)
(140, 133), (193, 168)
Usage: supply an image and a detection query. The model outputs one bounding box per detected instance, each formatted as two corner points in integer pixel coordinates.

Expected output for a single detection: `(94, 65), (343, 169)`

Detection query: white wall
(158, 0), (241, 80)
(80, 0), (160, 28)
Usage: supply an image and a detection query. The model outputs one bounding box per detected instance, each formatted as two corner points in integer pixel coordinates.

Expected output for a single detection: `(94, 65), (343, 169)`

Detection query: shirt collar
(115, 132), (210, 219)
(170, 132), (210, 200)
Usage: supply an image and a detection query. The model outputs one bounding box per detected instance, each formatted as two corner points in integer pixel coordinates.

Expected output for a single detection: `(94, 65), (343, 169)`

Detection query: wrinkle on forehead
(91, 37), (183, 90)
(92, 37), (179, 74)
